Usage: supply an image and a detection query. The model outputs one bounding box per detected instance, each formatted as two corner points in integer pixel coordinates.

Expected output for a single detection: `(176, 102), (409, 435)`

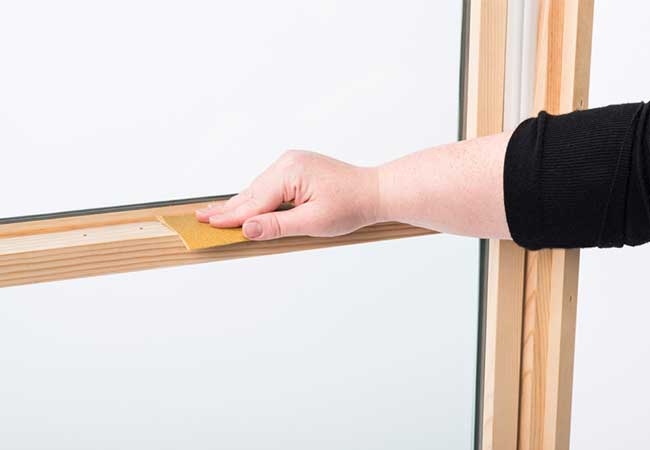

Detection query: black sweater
(504, 102), (650, 249)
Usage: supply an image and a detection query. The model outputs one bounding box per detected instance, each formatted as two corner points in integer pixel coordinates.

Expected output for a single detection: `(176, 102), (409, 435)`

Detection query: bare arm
(197, 101), (650, 249)
(196, 131), (512, 241)
(377, 131), (511, 239)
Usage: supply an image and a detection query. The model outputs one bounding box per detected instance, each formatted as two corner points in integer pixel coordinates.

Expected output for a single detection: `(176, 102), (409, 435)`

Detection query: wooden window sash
(0, 197), (433, 287)
(474, 1), (594, 450)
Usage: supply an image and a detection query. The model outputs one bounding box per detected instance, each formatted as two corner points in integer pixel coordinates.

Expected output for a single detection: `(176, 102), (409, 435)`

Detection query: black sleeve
(503, 101), (650, 250)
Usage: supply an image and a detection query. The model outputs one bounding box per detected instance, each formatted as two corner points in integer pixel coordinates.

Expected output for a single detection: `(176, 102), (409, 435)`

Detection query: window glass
(0, 2), (480, 449)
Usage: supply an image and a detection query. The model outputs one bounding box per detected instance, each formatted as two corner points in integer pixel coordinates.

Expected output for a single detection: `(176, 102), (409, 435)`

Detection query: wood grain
(465, 2), (526, 450)
(0, 219), (434, 288)
(465, 0), (508, 139)
(0, 200), (215, 238)
(482, 239), (526, 450)
(518, 2), (593, 450)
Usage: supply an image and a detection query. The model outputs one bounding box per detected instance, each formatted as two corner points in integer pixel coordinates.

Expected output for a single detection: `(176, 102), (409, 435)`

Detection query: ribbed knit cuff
(504, 117), (545, 249)
(504, 102), (647, 249)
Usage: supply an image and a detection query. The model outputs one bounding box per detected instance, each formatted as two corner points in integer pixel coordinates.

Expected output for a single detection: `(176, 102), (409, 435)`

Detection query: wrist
(375, 163), (396, 223)
(355, 166), (382, 226)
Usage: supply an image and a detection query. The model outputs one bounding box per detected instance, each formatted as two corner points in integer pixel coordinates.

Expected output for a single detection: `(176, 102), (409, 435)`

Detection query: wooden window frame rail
(0, 197), (434, 288)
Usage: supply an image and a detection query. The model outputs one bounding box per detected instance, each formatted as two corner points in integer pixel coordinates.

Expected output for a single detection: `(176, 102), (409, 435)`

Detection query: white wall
(571, 2), (650, 449)
(0, 2), (480, 450)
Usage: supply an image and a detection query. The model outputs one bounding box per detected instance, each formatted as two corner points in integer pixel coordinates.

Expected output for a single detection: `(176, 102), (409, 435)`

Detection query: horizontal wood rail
(0, 198), (229, 238)
(0, 199), (434, 288)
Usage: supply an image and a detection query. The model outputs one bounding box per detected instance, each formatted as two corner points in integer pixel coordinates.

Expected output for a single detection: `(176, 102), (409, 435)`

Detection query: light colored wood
(466, 0), (508, 139)
(480, 0), (593, 448)
(0, 201), (214, 238)
(544, 248), (580, 448)
(465, 2), (526, 450)
(0, 218), (434, 288)
(519, 247), (554, 450)
(482, 239), (526, 450)
(520, 247), (581, 450)
(518, 1), (593, 450)
(559, 0), (593, 113)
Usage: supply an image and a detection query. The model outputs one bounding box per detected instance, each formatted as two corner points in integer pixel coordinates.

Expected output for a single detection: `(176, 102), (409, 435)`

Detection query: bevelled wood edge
(517, 1), (592, 450)
(0, 218), (436, 288)
(0, 201), (215, 238)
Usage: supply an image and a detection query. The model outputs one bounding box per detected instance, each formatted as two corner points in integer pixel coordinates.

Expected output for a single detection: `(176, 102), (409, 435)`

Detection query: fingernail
(243, 221), (262, 239)
(196, 208), (210, 214)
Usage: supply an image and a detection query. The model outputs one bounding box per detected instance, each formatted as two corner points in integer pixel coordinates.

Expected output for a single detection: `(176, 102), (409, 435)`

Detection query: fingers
(196, 150), (318, 230)
(195, 191), (251, 223)
(208, 186), (285, 228)
(195, 203), (225, 223)
(242, 204), (320, 240)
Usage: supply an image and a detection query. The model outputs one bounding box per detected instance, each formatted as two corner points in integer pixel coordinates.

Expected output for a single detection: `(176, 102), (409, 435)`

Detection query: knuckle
(239, 188), (255, 203)
(235, 197), (260, 215)
(226, 189), (251, 207)
(281, 149), (303, 160)
(279, 150), (310, 171)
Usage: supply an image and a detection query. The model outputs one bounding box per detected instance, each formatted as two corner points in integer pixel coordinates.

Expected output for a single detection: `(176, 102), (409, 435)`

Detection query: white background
(0, 0), (462, 217)
(0, 2), (480, 450)
(571, 1), (650, 448)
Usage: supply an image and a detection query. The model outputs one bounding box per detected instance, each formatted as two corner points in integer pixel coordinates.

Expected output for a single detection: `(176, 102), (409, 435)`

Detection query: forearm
(376, 131), (512, 239)
(378, 101), (650, 249)
(201, 101), (649, 249)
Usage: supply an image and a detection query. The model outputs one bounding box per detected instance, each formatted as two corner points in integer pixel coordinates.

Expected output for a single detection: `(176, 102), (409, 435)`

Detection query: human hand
(196, 151), (380, 240)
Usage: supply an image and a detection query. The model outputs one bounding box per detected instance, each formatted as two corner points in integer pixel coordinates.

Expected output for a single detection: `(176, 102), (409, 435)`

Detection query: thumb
(242, 205), (317, 240)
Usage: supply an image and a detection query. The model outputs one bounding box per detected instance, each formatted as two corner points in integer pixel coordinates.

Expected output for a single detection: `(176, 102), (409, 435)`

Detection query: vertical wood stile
(477, 0), (594, 449)
(466, 2), (526, 450)
(518, 2), (594, 450)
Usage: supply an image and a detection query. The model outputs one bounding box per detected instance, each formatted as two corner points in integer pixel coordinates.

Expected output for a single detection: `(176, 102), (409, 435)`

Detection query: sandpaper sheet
(158, 214), (248, 250)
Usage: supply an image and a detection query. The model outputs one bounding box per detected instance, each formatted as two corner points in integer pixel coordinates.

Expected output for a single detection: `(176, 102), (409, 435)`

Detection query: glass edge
(0, 194), (237, 225)
(457, 0), (488, 449)
(474, 238), (488, 450)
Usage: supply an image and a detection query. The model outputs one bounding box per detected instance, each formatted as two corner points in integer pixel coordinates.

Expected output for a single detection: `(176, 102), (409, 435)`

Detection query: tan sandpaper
(158, 214), (248, 250)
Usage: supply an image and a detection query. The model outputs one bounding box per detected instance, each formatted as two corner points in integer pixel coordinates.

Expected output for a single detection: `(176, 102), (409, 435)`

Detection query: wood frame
(0, 200), (433, 287)
(474, 1), (594, 449)
(1, 2), (594, 448)
(464, 2), (527, 450)
(518, 1), (592, 449)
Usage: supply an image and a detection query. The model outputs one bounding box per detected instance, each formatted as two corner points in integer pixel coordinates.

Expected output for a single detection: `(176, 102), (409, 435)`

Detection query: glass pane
(0, 237), (480, 450)
(0, 0), (462, 218)
(0, 1), (480, 449)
